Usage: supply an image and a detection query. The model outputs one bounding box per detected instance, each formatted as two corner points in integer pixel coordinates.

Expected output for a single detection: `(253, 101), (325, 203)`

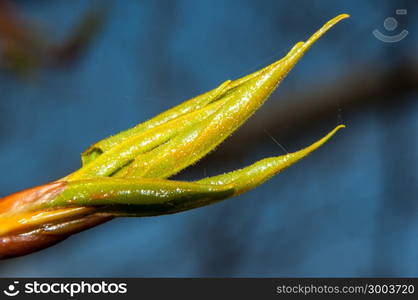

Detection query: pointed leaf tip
(288, 124), (345, 160)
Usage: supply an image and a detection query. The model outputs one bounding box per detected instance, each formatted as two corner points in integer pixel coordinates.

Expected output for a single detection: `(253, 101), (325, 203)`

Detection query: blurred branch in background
(0, 0), (107, 76)
(203, 57), (418, 162)
(51, 4), (108, 67)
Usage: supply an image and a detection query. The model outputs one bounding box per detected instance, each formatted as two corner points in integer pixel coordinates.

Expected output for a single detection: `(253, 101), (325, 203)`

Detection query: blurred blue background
(0, 0), (417, 276)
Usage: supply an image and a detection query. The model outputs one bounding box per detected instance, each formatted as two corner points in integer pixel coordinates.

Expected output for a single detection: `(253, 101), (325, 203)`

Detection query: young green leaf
(0, 14), (349, 259)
